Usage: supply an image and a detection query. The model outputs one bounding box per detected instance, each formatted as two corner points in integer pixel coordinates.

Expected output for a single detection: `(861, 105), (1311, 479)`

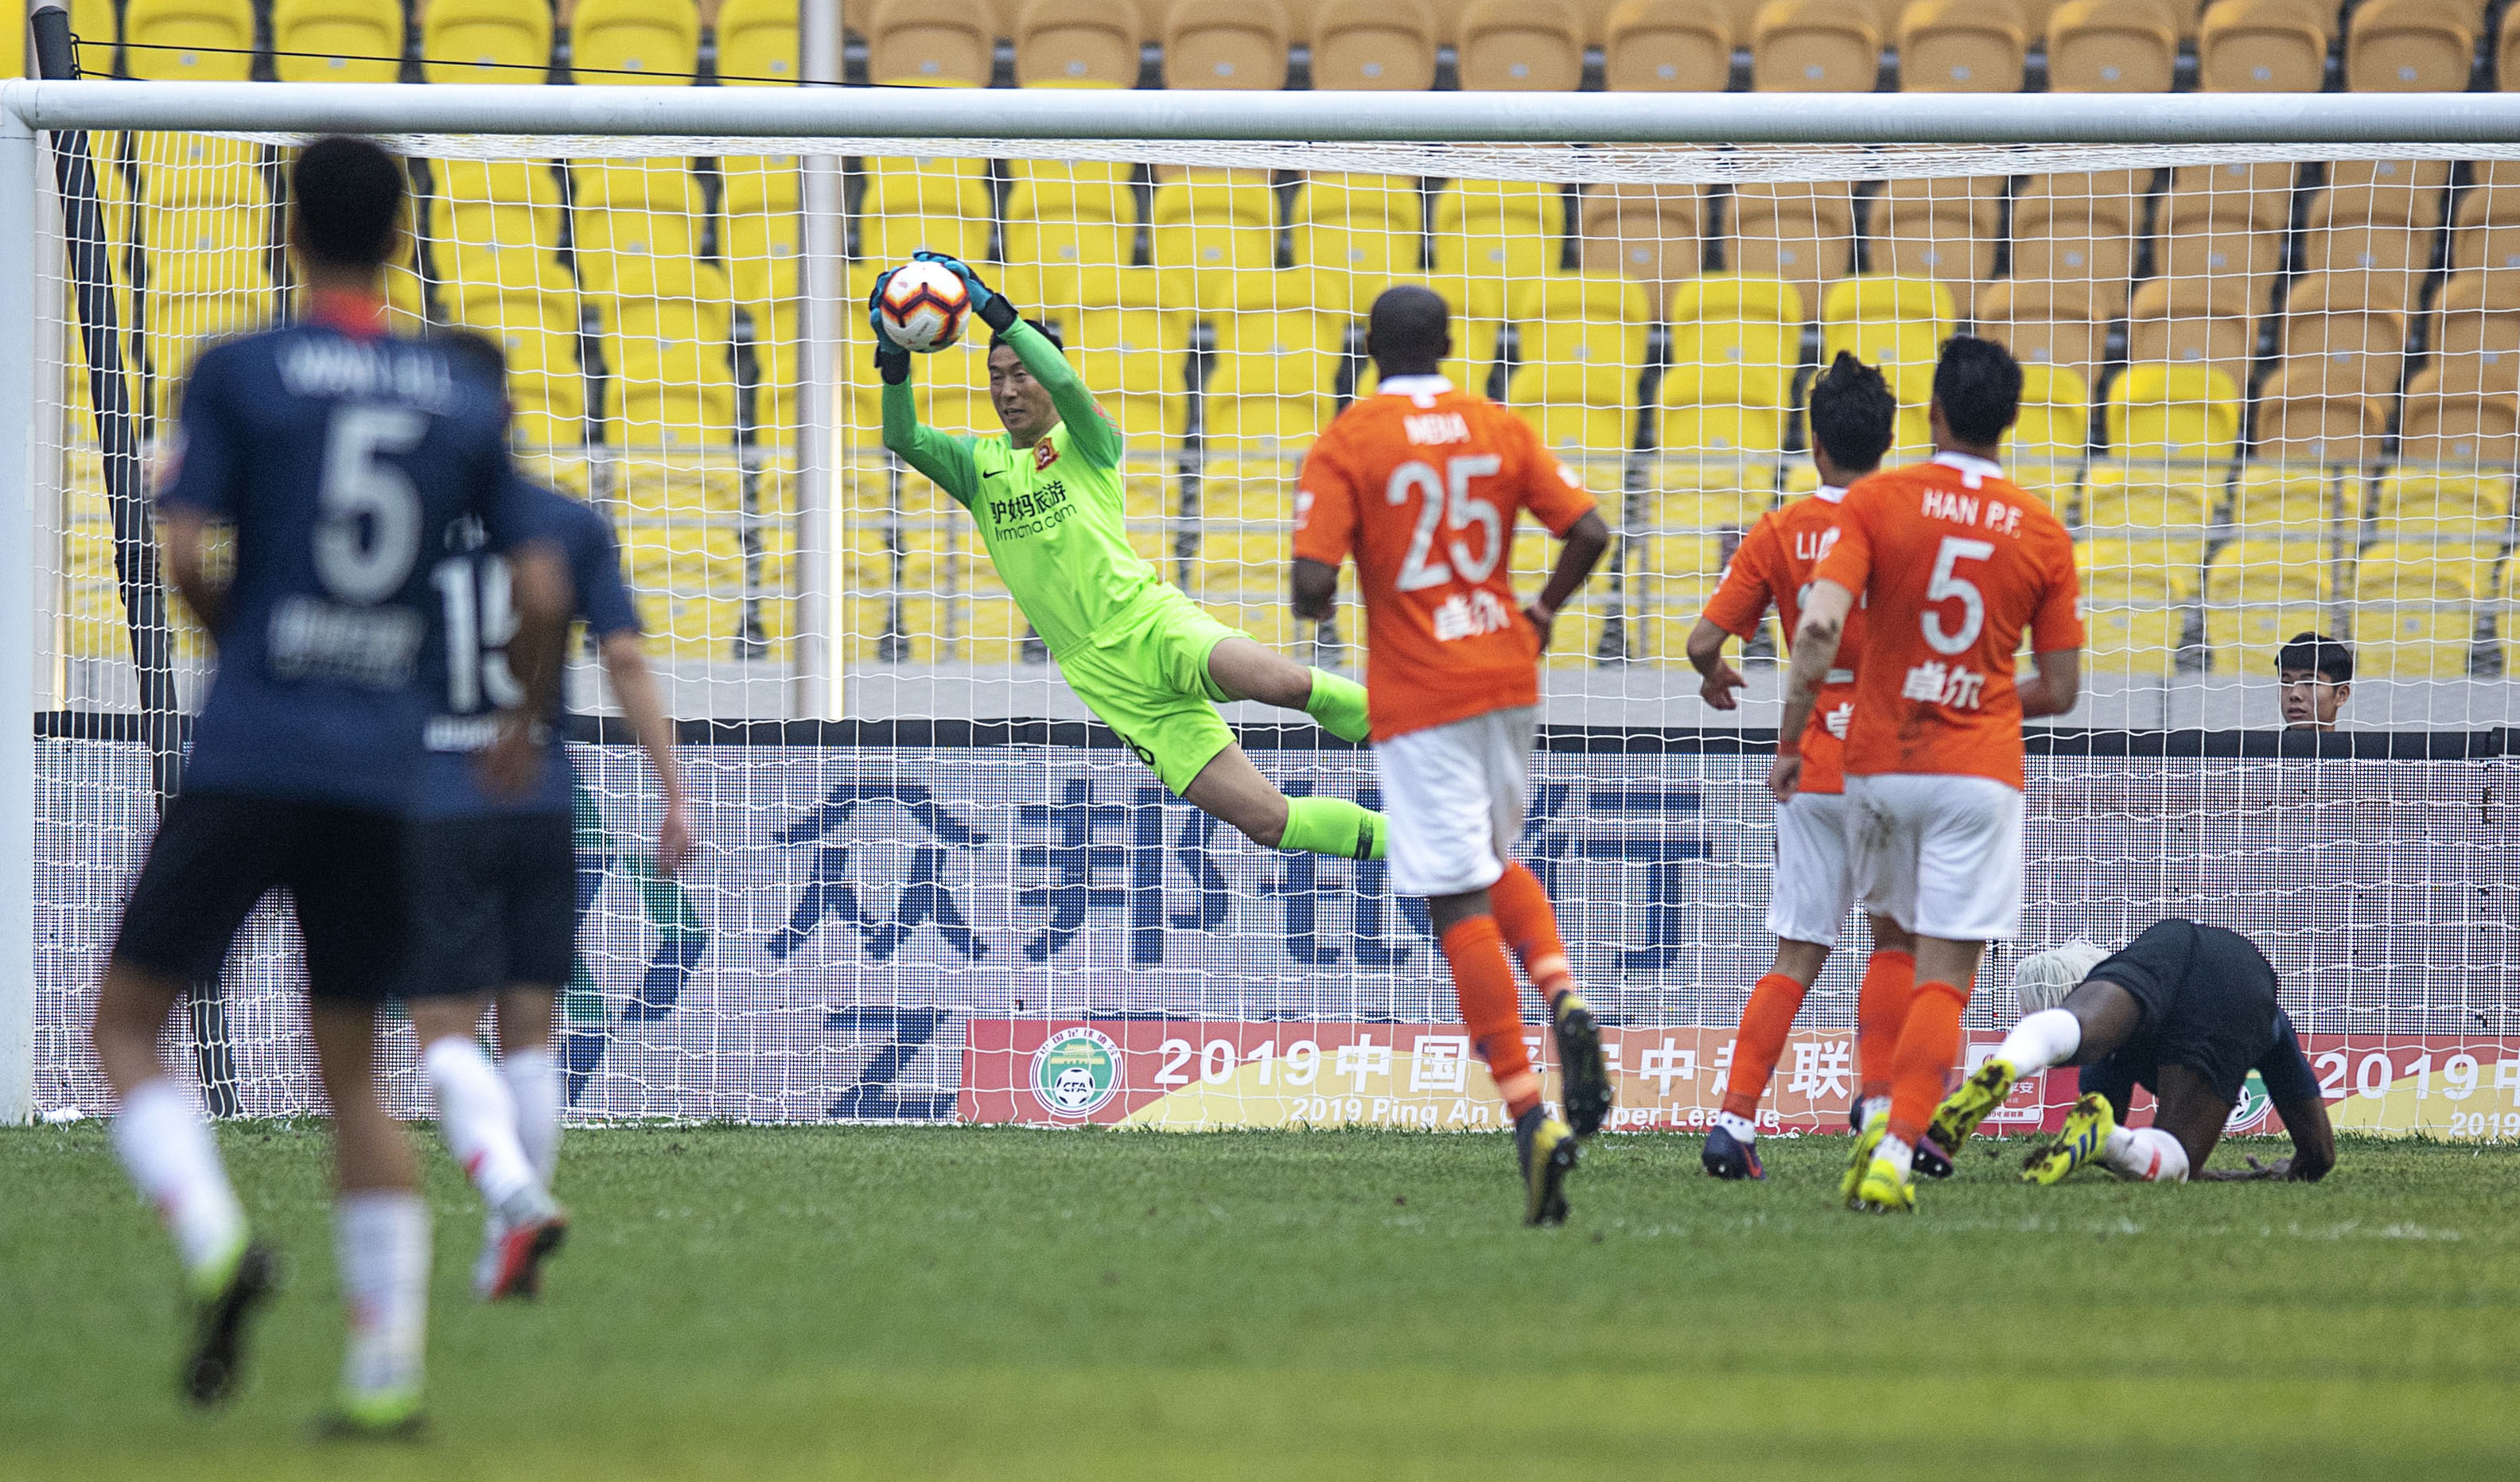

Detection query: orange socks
(1721, 973), (1808, 1121)
(1441, 916), (1540, 1118)
(1855, 949), (1917, 1105)
(1488, 861), (1573, 1003)
(1886, 980), (1970, 1146)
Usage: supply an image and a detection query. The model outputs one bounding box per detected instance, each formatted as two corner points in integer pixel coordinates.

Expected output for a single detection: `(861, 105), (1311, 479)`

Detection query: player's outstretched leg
(1490, 861), (1611, 1137)
(92, 963), (279, 1407)
(1180, 744), (1387, 862)
(2023, 1092), (2118, 1185)
(411, 1002), (567, 1301)
(1206, 634), (1371, 744)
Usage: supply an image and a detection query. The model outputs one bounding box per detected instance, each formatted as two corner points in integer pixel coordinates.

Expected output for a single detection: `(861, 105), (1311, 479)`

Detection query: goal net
(14, 82), (2518, 1141)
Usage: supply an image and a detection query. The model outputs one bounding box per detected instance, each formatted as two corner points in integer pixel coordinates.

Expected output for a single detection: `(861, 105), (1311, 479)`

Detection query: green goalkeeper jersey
(880, 320), (1157, 659)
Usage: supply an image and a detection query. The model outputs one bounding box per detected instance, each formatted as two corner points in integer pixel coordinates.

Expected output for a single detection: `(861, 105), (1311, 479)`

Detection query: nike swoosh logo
(982, 470), (1005, 480)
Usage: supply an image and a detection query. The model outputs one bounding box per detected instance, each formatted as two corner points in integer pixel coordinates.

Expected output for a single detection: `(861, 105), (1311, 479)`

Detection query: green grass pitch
(4, 1124), (2516, 1480)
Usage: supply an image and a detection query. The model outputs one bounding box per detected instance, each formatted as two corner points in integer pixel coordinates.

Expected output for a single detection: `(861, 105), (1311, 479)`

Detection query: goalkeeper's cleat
(313, 1386), (427, 1442)
(1701, 1124), (1765, 1181)
(1913, 1135), (1955, 1181)
(1851, 1157), (1917, 1214)
(1515, 1107), (1579, 1227)
(1928, 1056), (2020, 1153)
(1550, 990), (1613, 1138)
(2024, 1093), (2118, 1187)
(182, 1236), (277, 1408)
(484, 1208), (569, 1301)
(1840, 1109), (1888, 1203)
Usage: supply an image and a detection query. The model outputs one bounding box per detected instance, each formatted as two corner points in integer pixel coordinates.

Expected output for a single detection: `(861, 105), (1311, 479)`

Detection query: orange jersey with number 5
(1294, 379), (1598, 741)
(1701, 487), (1869, 795)
(1811, 453), (2082, 789)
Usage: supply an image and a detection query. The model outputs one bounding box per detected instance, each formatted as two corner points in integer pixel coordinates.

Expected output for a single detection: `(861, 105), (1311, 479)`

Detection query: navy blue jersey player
(404, 331), (691, 1302)
(88, 138), (571, 1434)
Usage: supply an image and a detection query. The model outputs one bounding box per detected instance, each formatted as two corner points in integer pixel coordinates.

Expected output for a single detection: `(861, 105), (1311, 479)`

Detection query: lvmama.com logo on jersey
(1032, 1028), (1123, 1118)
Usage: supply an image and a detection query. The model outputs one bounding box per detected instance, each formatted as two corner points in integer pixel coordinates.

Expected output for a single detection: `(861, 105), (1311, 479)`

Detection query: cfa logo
(2224, 1071), (2271, 1134)
(1032, 1027), (1123, 1118)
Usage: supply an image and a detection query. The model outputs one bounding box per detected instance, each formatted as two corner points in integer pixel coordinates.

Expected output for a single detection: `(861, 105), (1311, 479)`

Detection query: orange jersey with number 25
(1812, 453), (2082, 790)
(1294, 379), (1598, 741)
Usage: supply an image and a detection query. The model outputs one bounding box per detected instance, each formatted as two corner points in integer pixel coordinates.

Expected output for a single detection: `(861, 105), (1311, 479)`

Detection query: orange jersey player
(1776, 335), (2085, 1214)
(1684, 353), (1921, 1181)
(1291, 285), (1614, 1226)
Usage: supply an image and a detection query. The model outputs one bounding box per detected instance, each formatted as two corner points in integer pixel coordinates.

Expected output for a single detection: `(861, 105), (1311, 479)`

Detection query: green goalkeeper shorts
(1060, 585), (1241, 796)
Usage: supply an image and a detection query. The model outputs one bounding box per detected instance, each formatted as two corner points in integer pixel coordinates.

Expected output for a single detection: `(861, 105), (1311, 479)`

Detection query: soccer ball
(877, 262), (972, 353)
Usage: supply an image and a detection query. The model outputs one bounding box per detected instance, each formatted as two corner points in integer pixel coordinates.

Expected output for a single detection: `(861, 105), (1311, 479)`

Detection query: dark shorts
(112, 791), (408, 1003)
(2086, 919), (2282, 1106)
(402, 812), (579, 1001)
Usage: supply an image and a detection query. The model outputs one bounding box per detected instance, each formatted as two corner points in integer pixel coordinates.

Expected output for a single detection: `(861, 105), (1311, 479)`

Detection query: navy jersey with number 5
(414, 478), (642, 820)
(160, 311), (519, 812)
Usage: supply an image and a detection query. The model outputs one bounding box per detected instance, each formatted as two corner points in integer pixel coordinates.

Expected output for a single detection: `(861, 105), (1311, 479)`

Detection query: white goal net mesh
(24, 106), (2520, 1139)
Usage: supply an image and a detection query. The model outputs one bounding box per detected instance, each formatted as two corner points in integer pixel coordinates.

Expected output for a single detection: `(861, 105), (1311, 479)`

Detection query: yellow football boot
(2023, 1092), (2118, 1186)
(1840, 1108), (1888, 1204)
(1928, 1056), (2019, 1153)
(1851, 1156), (1916, 1213)
(1515, 1107), (1579, 1226)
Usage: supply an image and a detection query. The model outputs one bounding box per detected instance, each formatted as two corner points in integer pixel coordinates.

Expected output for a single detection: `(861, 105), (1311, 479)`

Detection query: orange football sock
(1886, 980), (1970, 1146)
(1855, 949), (1917, 1104)
(1721, 974), (1808, 1122)
(1442, 915), (1539, 1119)
(1488, 861), (1573, 1004)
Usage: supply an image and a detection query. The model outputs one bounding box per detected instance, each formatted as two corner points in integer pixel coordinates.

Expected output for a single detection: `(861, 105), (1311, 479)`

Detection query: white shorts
(1846, 772), (2026, 942)
(1371, 706), (1537, 899)
(1768, 791), (1862, 947)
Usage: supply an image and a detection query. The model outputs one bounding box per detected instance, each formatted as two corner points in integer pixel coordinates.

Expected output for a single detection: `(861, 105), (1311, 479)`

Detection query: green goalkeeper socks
(1304, 668), (1371, 744)
(1280, 795), (1387, 861)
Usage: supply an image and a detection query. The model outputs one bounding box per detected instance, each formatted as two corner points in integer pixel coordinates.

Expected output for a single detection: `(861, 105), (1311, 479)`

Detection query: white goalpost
(3, 80), (2516, 1137)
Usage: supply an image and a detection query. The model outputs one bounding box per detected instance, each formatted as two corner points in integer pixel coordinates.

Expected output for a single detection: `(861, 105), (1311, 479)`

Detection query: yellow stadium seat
(2079, 537), (2199, 602)
(2163, 158), (2297, 233)
(2009, 169), (2149, 317)
(134, 132), (262, 210)
(1666, 275), (1801, 405)
(1429, 177), (1569, 325)
(1725, 181), (1853, 319)
(867, 0), (991, 85)
(1604, 0), (1732, 91)
(270, 0), (403, 83)
(1977, 281), (2106, 389)
(855, 155), (994, 272)
(716, 0), (801, 84)
(1206, 309), (1343, 453)
(1508, 273), (1650, 461)
(2079, 605), (2186, 674)
(1002, 159), (1141, 312)
(2352, 545), (2483, 676)
(2315, 158), (2452, 231)
(2103, 363), (2242, 465)
(1663, 364), (1787, 465)
(2374, 467), (2512, 529)
(2398, 369), (2520, 465)
(2125, 276), (2258, 399)
(2081, 469), (2211, 532)
(426, 161), (569, 297)
(122, 0), (253, 80)
(2206, 601), (2334, 675)
(2197, 0), (2328, 91)
(2347, 0), (2472, 92)
(1752, 0), (1878, 91)
(1819, 275), (1954, 397)
(718, 157), (802, 309)
(1457, 0), (1586, 89)
(570, 0), (699, 83)
(2281, 278), (2409, 399)
(1900, 0), (2025, 92)
(453, 290), (589, 449)
(626, 523), (787, 659)
(67, 0), (118, 76)
(2203, 531), (2332, 676)
(2253, 368), (2386, 468)
(1067, 305), (1191, 443)
(2228, 463), (2332, 531)
(1165, 0), (1291, 88)
(2044, 0), (2177, 91)
(138, 203), (270, 298)
(1291, 173), (1424, 315)
(2300, 220), (2429, 315)
(422, 0), (553, 83)
(1151, 170), (1281, 313)
(735, 297), (801, 446)
(1312, 0), (1440, 90)
(2009, 364), (2090, 492)
(1868, 177), (2001, 317)
(1017, 0), (1142, 87)
(1577, 184), (1704, 321)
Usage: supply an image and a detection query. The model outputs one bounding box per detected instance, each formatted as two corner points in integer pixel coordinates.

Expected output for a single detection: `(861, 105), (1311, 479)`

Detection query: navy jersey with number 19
(413, 478), (643, 820)
(158, 313), (518, 812)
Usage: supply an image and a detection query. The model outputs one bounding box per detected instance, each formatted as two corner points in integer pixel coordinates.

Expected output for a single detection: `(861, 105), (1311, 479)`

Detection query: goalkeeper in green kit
(875, 251), (1387, 862)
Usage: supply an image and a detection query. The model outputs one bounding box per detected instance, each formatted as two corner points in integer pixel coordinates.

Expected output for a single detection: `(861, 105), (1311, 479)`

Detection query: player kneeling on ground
(1292, 286), (1615, 1226)
(1928, 920), (2336, 1184)
(874, 251), (1387, 865)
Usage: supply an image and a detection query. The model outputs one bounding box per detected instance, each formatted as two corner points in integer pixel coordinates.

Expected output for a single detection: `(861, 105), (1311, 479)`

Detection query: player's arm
(1519, 442), (1609, 652)
(2017, 535), (2086, 719)
(1290, 439), (1358, 623)
(159, 508), (227, 638)
(482, 537), (573, 801)
(871, 271), (984, 505)
(597, 632), (693, 876)
(1526, 510), (1608, 652)
(2019, 649), (2082, 719)
(1687, 521), (1775, 712)
(154, 349), (243, 637)
(1773, 579), (1853, 801)
(912, 250), (1122, 469)
(2203, 1013), (2335, 1182)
